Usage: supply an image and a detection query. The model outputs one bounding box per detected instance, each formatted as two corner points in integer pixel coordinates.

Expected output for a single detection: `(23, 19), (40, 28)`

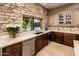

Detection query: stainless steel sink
(34, 32), (43, 34)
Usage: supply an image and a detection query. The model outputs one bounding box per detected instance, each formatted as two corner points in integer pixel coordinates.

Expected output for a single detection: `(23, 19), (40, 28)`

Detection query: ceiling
(40, 3), (69, 9)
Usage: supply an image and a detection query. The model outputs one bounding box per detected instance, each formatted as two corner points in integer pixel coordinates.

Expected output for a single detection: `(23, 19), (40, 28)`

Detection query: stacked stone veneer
(0, 3), (47, 33)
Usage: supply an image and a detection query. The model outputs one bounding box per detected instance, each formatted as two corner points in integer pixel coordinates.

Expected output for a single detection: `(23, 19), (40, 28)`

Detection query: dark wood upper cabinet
(2, 42), (22, 56)
(63, 33), (77, 47)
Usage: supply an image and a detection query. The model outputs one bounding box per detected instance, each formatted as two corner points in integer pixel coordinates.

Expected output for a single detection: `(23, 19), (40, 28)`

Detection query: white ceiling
(40, 3), (69, 9)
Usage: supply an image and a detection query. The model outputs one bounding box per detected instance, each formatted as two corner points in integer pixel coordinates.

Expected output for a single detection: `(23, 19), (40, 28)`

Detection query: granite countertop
(0, 30), (51, 48)
(0, 30), (79, 48)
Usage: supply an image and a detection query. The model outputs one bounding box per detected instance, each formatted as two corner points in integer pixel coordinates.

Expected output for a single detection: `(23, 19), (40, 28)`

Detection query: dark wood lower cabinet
(35, 33), (49, 54)
(50, 32), (78, 47)
(6, 48), (22, 56)
(2, 42), (22, 56)
(50, 32), (63, 44)
(77, 35), (79, 40)
(63, 33), (77, 47)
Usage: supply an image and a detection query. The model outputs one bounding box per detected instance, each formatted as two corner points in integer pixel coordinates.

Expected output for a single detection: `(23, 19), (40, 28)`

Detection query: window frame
(22, 15), (42, 31)
(33, 17), (42, 30)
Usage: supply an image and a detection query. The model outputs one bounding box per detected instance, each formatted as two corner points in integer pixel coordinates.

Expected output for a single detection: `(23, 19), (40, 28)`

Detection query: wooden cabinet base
(2, 42), (22, 56)
(35, 33), (49, 54)
(51, 32), (78, 47)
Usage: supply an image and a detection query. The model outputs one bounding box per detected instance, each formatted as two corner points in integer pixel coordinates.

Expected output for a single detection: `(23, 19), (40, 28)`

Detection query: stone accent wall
(0, 3), (47, 33)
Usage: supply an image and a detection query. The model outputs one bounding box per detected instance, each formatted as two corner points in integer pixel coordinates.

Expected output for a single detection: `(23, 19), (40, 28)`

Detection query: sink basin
(34, 32), (43, 34)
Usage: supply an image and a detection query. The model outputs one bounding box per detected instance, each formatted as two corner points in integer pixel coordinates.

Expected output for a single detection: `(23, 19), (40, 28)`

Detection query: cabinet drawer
(9, 48), (22, 56)
(2, 48), (22, 56)
(64, 37), (74, 47)
(64, 33), (77, 37)
(64, 38), (73, 46)
(64, 33), (77, 40)
(55, 32), (63, 37)
(64, 41), (73, 47)
(64, 37), (77, 40)
(2, 42), (22, 53)
(64, 38), (73, 43)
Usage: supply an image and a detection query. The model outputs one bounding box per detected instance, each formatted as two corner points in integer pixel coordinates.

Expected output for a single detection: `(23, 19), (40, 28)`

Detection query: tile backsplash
(48, 26), (79, 32)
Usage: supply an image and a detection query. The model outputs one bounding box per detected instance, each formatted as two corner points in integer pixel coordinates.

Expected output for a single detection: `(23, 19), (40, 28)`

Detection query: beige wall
(48, 3), (79, 16)
(0, 3), (48, 33)
(48, 4), (79, 32)
(48, 3), (79, 26)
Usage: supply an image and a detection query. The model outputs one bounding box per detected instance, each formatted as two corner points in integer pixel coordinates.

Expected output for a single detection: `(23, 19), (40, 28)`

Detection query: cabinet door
(59, 11), (73, 26)
(65, 11), (73, 25)
(50, 32), (55, 41)
(43, 34), (49, 46)
(35, 36), (44, 53)
(35, 34), (48, 54)
(77, 35), (79, 40)
(54, 32), (63, 43)
(74, 10), (79, 26)
(50, 32), (63, 44)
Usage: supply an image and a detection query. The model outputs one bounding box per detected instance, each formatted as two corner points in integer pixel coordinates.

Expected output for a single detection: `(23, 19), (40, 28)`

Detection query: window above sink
(22, 15), (42, 32)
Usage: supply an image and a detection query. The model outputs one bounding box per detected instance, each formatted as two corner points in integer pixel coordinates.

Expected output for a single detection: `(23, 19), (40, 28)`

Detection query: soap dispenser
(45, 26), (48, 31)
